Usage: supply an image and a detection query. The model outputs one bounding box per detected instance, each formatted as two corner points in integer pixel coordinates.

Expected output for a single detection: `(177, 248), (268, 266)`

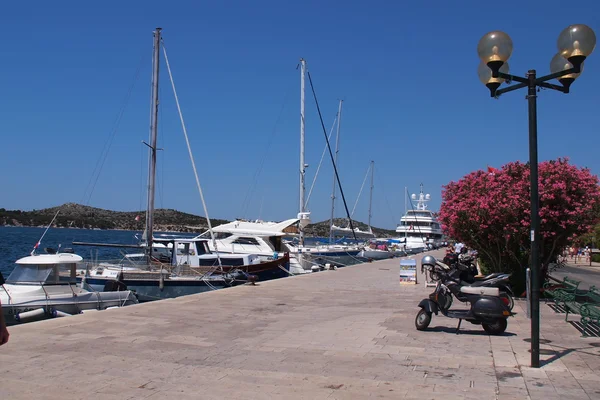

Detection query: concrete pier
(1, 250), (599, 399)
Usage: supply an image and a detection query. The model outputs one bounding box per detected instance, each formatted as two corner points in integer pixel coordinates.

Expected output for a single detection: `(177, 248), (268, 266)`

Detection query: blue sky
(1, 1), (599, 229)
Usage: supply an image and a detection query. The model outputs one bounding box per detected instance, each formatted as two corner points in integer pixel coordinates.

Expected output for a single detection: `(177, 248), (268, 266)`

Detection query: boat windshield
(7, 265), (55, 283)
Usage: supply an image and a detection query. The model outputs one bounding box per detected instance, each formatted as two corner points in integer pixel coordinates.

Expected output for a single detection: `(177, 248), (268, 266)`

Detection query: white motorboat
(358, 239), (394, 260)
(0, 251), (138, 325)
(394, 184), (444, 253)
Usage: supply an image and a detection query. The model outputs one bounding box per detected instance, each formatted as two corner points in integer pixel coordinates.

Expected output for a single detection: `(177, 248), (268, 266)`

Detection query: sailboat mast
(145, 27), (161, 257)
(404, 186), (407, 241)
(329, 99), (343, 244)
(299, 58), (306, 245)
(368, 160), (374, 232)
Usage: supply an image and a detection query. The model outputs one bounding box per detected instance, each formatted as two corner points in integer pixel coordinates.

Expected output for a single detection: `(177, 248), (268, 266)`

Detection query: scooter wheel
(415, 308), (432, 331)
(499, 292), (514, 311)
(482, 319), (508, 335)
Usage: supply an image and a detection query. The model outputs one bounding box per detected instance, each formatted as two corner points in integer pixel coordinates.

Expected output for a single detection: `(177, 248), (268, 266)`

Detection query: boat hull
(84, 276), (237, 302)
(1, 290), (138, 325)
(358, 250), (394, 260)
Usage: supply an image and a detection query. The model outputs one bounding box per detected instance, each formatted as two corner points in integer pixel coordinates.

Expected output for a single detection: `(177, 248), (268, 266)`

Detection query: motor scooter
(416, 255), (512, 335)
(438, 253), (514, 310)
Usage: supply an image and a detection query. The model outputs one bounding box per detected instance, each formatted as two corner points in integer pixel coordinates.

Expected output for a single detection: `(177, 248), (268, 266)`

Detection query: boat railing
(0, 284), (12, 304)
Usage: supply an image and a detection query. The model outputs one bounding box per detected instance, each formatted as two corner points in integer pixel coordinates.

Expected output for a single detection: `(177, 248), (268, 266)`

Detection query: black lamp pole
(478, 24), (595, 368)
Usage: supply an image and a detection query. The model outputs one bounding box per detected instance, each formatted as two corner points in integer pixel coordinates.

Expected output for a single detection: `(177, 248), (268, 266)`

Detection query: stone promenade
(1, 249), (599, 399)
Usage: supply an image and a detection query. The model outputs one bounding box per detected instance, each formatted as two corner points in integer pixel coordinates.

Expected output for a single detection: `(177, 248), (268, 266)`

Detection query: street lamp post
(477, 24), (596, 368)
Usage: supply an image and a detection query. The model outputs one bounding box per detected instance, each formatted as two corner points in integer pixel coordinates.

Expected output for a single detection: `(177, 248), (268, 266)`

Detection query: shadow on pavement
(426, 325), (517, 337)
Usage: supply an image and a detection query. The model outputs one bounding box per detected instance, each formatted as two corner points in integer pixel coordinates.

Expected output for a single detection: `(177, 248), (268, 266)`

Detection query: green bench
(562, 286), (600, 337)
(543, 276), (581, 300)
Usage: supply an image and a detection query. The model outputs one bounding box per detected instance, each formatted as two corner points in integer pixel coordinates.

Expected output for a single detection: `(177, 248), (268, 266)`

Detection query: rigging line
(305, 114), (337, 206)
(139, 135), (144, 213)
(31, 210), (60, 255)
(162, 41), (222, 270)
(239, 80), (295, 219)
(350, 163), (371, 219)
(81, 51), (147, 206)
(374, 168), (398, 224)
(157, 86), (165, 210)
(306, 71), (358, 243)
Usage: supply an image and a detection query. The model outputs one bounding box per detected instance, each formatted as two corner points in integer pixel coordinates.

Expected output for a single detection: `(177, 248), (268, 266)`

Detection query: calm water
(0, 227), (194, 277)
(0, 227), (355, 277)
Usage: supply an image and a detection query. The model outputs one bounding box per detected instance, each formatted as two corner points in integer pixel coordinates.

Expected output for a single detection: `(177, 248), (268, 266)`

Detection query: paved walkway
(1, 250), (599, 399)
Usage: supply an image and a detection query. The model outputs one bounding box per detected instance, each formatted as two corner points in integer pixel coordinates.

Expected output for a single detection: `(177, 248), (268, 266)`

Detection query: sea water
(0, 227), (192, 277)
(0, 227), (365, 278)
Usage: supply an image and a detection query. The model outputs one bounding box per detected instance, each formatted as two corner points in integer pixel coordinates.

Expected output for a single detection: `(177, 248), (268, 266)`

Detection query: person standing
(0, 302), (9, 346)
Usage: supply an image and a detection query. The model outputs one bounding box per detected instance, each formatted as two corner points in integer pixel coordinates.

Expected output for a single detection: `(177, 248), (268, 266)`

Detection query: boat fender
(247, 275), (258, 285)
(50, 309), (72, 318)
(15, 308), (47, 323)
(311, 265), (320, 272)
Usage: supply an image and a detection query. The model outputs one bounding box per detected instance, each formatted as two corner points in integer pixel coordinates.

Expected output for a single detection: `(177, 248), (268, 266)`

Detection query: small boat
(358, 239), (394, 260)
(0, 251), (138, 325)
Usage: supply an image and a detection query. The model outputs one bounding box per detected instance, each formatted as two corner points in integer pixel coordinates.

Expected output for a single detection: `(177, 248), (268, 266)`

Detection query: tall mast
(404, 187), (407, 240)
(145, 27), (161, 257)
(299, 58), (306, 245)
(329, 99), (343, 244)
(368, 160), (374, 232)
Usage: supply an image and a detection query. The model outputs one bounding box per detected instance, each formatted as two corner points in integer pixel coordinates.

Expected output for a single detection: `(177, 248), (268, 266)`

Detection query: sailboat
(330, 154), (375, 240)
(281, 59), (362, 266)
(356, 161), (393, 260)
(78, 28), (289, 301)
(195, 59), (362, 273)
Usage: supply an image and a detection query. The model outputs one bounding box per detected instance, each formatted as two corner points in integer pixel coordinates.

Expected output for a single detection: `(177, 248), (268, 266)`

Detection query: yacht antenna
(31, 210), (60, 255)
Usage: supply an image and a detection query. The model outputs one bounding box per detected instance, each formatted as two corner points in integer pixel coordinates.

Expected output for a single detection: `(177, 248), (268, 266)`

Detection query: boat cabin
(6, 253), (83, 285)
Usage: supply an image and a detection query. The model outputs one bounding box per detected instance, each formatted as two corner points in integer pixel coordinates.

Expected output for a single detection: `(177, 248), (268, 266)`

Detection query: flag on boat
(33, 241), (41, 250)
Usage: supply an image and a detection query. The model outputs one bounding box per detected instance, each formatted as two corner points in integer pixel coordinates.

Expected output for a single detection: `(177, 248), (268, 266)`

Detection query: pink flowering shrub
(439, 158), (600, 285)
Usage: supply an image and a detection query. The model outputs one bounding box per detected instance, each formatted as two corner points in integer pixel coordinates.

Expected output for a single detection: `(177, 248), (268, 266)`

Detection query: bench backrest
(587, 286), (600, 304)
(563, 276), (580, 290)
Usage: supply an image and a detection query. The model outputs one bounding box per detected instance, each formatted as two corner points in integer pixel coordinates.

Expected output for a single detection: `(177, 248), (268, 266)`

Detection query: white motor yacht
(395, 185), (444, 253)
(0, 251), (138, 325)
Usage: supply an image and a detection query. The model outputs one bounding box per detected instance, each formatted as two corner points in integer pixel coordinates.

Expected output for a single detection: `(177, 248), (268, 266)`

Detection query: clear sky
(1, 1), (599, 229)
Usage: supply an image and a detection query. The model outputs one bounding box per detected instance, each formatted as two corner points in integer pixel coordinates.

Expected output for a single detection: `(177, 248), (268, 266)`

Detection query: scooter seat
(460, 286), (499, 296)
(473, 273), (503, 281)
(434, 261), (451, 270)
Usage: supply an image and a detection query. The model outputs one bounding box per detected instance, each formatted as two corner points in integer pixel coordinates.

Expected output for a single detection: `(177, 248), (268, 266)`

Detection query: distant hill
(0, 203), (227, 233)
(0, 204), (397, 237)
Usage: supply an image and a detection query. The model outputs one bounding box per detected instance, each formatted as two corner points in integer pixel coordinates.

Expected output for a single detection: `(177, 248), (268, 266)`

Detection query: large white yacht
(395, 185), (443, 253)
(196, 216), (362, 274)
